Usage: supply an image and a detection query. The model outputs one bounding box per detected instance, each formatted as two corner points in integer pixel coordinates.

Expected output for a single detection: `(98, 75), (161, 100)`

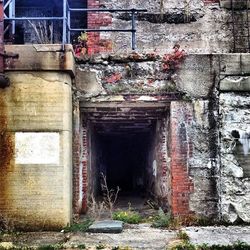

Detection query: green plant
(152, 208), (171, 228)
(96, 244), (106, 249)
(37, 244), (64, 250)
(78, 244), (86, 249)
(101, 173), (120, 218)
(169, 241), (250, 250)
(112, 210), (142, 224)
(63, 218), (93, 232)
(177, 230), (189, 242)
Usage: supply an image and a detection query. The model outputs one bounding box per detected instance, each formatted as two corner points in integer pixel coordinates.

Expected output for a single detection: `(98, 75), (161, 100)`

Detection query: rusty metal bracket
(0, 51), (18, 58)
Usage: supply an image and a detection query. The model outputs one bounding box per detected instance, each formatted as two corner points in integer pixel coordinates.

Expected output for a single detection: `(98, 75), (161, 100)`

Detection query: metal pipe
(5, 17), (65, 20)
(67, 9), (71, 43)
(70, 28), (134, 32)
(62, 0), (67, 49)
(4, 0), (12, 10)
(68, 8), (147, 12)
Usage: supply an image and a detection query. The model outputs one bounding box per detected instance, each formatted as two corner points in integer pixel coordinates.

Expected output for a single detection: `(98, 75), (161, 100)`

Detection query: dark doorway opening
(99, 133), (152, 195)
(88, 120), (157, 204)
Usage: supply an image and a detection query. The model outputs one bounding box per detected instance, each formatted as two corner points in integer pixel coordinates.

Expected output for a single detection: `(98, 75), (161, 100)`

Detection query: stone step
(88, 220), (123, 234)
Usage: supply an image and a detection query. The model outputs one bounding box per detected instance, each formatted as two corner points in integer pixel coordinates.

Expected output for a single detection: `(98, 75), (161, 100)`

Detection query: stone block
(88, 220), (123, 233)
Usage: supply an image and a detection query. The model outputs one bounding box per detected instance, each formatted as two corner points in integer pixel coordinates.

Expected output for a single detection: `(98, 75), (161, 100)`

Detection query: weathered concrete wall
(0, 45), (74, 230)
(188, 101), (219, 218)
(75, 53), (217, 99)
(0, 72), (72, 230)
(219, 93), (250, 223)
(97, 0), (232, 53)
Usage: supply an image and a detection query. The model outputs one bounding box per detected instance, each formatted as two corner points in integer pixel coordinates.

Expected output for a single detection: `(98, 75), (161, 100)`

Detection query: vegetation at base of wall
(63, 218), (93, 232)
(37, 244), (65, 250)
(151, 208), (171, 228)
(112, 210), (142, 224)
(169, 241), (250, 250)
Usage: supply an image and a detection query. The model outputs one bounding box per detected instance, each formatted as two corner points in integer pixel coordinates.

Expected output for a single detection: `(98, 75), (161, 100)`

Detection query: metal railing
(3, 0), (147, 50)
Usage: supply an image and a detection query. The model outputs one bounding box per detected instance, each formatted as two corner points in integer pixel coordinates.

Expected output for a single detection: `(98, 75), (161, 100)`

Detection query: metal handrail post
(67, 2), (71, 43)
(9, 0), (15, 35)
(62, 0), (67, 49)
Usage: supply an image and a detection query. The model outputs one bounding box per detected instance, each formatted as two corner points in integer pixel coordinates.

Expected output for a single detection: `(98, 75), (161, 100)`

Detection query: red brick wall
(72, 103), (81, 215)
(72, 106), (88, 214)
(81, 125), (88, 212)
(87, 0), (112, 54)
(170, 102), (194, 217)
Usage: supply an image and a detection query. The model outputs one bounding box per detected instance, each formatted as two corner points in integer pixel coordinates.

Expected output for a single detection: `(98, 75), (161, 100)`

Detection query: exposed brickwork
(87, 0), (113, 54)
(81, 125), (88, 212)
(170, 102), (194, 217)
(72, 103), (81, 215)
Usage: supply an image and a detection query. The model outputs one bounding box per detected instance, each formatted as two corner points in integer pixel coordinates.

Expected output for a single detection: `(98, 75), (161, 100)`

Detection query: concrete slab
(88, 220), (123, 234)
(185, 226), (250, 246)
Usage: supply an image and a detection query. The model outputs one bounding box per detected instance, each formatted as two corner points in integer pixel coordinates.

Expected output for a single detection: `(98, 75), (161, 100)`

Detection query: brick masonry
(170, 101), (194, 216)
(87, 0), (112, 54)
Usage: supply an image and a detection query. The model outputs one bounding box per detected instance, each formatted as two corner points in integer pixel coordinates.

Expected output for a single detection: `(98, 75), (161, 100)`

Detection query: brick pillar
(81, 125), (88, 212)
(72, 102), (81, 215)
(87, 0), (112, 54)
(170, 101), (194, 217)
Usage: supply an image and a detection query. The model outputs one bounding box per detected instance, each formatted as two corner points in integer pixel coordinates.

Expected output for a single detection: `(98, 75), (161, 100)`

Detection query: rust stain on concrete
(0, 91), (14, 211)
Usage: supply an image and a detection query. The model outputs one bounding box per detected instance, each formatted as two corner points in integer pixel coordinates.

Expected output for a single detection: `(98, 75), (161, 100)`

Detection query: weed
(112, 247), (132, 250)
(101, 173), (120, 218)
(112, 210), (142, 224)
(152, 208), (171, 228)
(37, 244), (64, 250)
(78, 244), (86, 249)
(177, 230), (189, 242)
(169, 241), (250, 250)
(63, 218), (93, 233)
(0, 214), (15, 233)
(88, 194), (106, 220)
(96, 244), (106, 249)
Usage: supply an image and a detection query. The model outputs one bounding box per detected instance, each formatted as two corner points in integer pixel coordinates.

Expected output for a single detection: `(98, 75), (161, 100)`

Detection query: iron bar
(3, 0), (12, 10)
(68, 8), (147, 13)
(70, 28), (134, 32)
(62, 0), (67, 49)
(5, 17), (65, 20)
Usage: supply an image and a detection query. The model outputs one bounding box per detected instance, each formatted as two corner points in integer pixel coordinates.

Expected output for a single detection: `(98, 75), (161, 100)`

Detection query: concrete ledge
(220, 76), (250, 91)
(220, 0), (250, 9)
(4, 44), (75, 76)
(220, 54), (250, 76)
